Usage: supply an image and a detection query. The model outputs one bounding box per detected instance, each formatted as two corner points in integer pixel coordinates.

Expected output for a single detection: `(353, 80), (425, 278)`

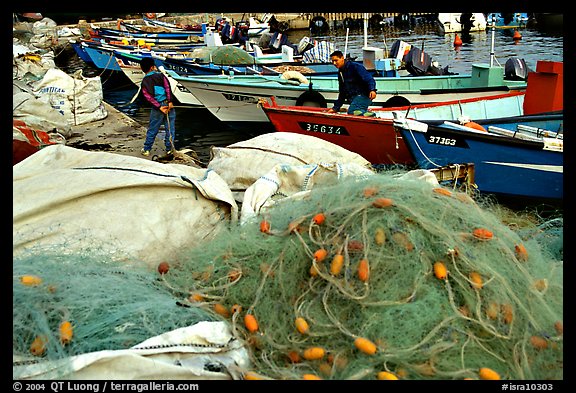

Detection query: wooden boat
(141, 17), (202, 32)
(90, 25), (205, 45)
(112, 51), (202, 107)
(116, 48), (396, 80)
(260, 91), (527, 165)
(167, 63), (526, 125)
(393, 113), (563, 201)
(260, 60), (563, 167)
(72, 39), (206, 71)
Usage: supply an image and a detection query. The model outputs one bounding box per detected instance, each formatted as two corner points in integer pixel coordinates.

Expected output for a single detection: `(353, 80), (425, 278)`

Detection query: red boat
(261, 61), (562, 166)
(261, 92), (527, 165)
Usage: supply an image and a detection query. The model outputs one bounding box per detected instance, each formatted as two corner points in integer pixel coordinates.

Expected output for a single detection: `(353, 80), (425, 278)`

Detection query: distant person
(328, 50), (377, 116)
(139, 57), (176, 156)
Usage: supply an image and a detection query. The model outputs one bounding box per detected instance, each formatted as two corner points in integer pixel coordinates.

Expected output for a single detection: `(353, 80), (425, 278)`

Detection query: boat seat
(516, 124), (563, 140)
(487, 126), (543, 142)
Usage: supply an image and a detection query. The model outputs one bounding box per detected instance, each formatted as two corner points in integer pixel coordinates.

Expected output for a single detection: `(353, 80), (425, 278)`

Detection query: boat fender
(281, 71), (309, 85)
(463, 121), (487, 132)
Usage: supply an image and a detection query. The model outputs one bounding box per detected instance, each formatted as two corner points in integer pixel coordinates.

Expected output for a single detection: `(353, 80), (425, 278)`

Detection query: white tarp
(13, 321), (250, 380)
(241, 162), (375, 222)
(13, 145), (239, 268)
(32, 68), (108, 126)
(208, 132), (374, 203)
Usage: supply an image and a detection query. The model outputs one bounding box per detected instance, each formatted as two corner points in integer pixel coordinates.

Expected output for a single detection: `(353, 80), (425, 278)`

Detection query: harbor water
(60, 24), (563, 166)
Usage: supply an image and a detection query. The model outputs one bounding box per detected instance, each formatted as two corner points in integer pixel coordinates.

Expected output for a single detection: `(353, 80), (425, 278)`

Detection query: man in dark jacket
(139, 57), (176, 156)
(328, 50), (377, 116)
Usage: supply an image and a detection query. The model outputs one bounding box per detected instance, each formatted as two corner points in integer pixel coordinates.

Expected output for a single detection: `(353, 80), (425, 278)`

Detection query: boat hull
(438, 13), (487, 33)
(113, 51), (202, 106)
(169, 71), (526, 123)
(395, 119), (563, 200)
(264, 105), (414, 165)
(260, 91), (526, 166)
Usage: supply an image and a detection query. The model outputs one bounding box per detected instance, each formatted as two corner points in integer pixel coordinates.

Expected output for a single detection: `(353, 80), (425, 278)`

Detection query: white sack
(13, 145), (238, 268)
(208, 132), (373, 202)
(12, 51), (55, 81)
(13, 91), (72, 136)
(13, 321), (250, 380)
(32, 68), (108, 126)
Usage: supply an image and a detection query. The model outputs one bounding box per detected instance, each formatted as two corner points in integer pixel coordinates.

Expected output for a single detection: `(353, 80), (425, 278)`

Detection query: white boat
(114, 53), (203, 107)
(438, 13), (487, 33)
(166, 63), (526, 125)
(245, 15), (272, 38)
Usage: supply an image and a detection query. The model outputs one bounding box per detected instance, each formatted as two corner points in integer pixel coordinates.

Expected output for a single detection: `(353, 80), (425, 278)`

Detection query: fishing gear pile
(190, 45), (256, 65)
(160, 173), (563, 380)
(13, 254), (215, 378)
(13, 173), (563, 380)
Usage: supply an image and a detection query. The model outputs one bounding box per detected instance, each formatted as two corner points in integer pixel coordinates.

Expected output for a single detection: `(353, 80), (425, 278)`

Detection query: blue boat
(393, 113), (563, 201)
(91, 25), (205, 44)
(82, 43), (123, 71)
(74, 40), (206, 71)
(113, 49), (398, 78)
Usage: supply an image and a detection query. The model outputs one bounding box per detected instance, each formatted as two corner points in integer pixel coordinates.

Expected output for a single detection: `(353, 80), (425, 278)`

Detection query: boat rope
(405, 124), (471, 191)
(404, 125), (442, 168)
(166, 112), (175, 153)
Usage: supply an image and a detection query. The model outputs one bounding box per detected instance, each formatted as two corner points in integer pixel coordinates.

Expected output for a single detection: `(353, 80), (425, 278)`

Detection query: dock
(55, 12), (438, 32)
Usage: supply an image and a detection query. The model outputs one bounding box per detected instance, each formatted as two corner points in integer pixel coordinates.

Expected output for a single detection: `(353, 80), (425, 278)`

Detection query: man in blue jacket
(328, 50), (377, 116)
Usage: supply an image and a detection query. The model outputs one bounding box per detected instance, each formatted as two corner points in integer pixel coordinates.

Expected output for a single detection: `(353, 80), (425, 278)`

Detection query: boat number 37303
(426, 132), (468, 148)
(428, 135), (457, 146)
(298, 122), (349, 136)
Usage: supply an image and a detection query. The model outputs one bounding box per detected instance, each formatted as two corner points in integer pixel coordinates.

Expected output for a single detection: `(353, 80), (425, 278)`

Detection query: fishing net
(13, 253), (215, 378)
(158, 173), (563, 380)
(190, 45), (256, 65)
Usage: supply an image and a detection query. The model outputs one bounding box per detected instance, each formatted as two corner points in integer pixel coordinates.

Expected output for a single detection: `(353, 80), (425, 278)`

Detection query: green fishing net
(13, 253), (215, 377)
(190, 45), (257, 65)
(13, 172), (562, 380)
(159, 173), (563, 380)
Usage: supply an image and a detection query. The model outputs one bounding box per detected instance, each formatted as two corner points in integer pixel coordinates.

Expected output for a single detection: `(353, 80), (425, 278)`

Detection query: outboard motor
(404, 46), (431, 76)
(505, 57), (532, 81)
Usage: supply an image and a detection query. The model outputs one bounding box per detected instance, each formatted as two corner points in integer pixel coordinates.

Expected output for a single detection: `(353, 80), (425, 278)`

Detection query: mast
(490, 20), (496, 67)
(363, 13), (368, 47)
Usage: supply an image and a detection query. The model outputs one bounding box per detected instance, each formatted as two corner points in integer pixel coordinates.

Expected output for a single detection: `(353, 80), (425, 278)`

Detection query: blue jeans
(347, 95), (372, 115)
(144, 106), (176, 152)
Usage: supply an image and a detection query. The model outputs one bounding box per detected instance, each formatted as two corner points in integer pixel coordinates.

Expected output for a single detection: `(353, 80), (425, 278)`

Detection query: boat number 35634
(298, 122), (349, 135)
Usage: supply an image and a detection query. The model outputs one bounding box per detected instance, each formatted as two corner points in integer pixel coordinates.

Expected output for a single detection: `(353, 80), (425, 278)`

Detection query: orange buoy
(454, 34), (462, 47)
(513, 30), (522, 41)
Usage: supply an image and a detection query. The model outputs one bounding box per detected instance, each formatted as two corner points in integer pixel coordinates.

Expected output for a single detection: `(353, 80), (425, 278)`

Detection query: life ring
(295, 90), (327, 108)
(145, 13), (157, 19)
(281, 70), (309, 85)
